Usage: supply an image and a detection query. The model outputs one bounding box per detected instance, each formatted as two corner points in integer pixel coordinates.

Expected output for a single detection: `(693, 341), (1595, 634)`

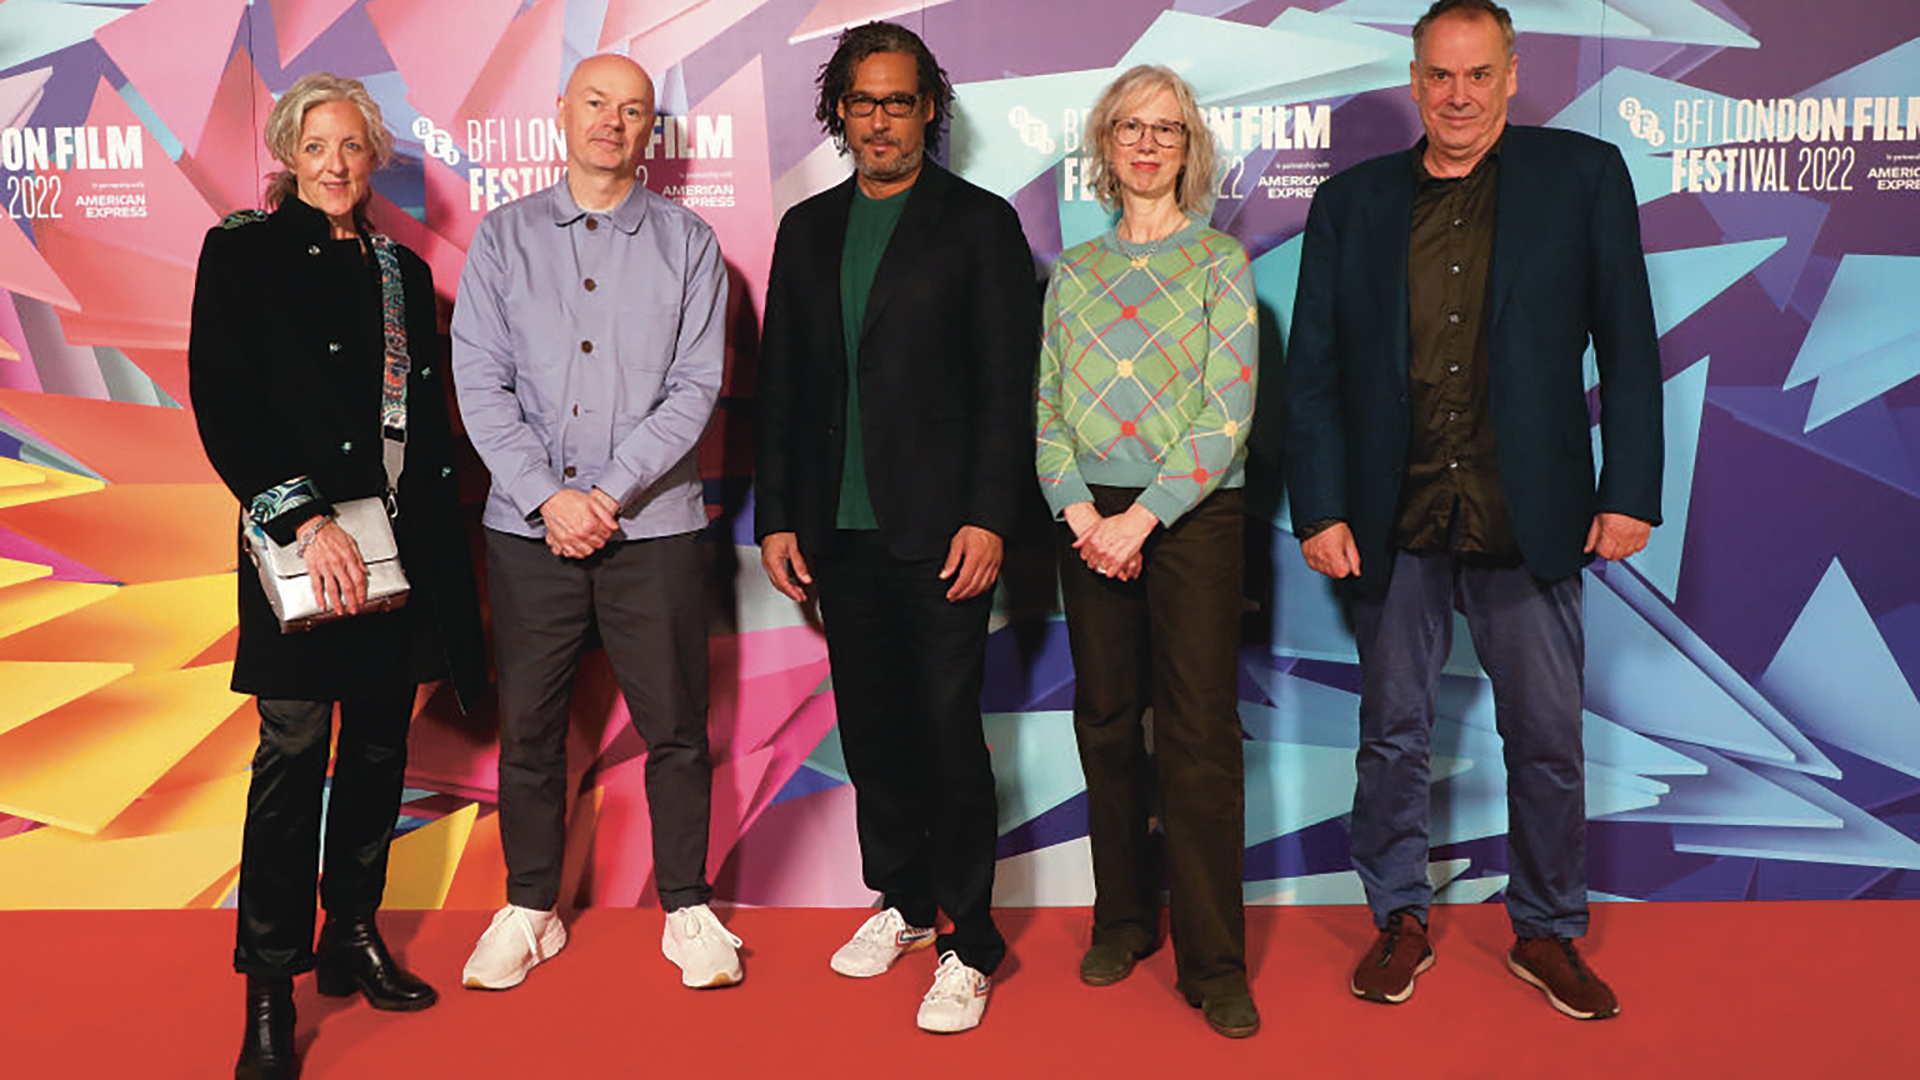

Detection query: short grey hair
(261, 73), (393, 211)
(1412, 0), (1516, 58)
(1084, 65), (1218, 218)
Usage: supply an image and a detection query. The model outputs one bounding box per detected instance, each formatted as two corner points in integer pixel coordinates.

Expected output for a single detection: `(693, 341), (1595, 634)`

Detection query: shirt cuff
(1040, 474), (1096, 521)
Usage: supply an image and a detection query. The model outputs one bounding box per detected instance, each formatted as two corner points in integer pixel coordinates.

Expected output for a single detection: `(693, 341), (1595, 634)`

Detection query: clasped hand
(540, 487), (621, 559)
(1066, 502), (1154, 580)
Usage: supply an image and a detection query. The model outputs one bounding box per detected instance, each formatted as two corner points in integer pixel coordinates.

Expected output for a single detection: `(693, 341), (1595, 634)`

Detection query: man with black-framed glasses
(755, 20), (1040, 1034)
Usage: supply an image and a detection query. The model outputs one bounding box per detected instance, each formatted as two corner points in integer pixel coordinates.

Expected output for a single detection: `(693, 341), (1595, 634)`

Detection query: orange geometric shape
(268, 0), (361, 67)
(0, 662), (249, 834)
(0, 457), (104, 507)
(0, 574), (235, 673)
(365, 0), (522, 125)
(34, 230), (194, 350)
(0, 391), (220, 485)
(0, 579), (115, 640)
(0, 660), (134, 737)
(0, 214), (79, 310)
(0, 482), (237, 583)
(96, 769), (249, 840)
(611, 0), (764, 76)
(385, 801), (478, 910)
(0, 821), (242, 908)
(93, 0), (250, 155)
(120, 348), (191, 409)
(441, 808), (508, 911)
(142, 694), (257, 797)
(0, 556), (52, 590)
(455, 0), (565, 138)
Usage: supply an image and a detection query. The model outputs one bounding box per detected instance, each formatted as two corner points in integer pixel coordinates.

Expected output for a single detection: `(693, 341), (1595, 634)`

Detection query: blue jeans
(1348, 548), (1588, 939)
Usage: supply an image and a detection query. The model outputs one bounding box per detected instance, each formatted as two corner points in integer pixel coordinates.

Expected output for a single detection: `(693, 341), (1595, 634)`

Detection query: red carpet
(3, 902), (1910, 1078)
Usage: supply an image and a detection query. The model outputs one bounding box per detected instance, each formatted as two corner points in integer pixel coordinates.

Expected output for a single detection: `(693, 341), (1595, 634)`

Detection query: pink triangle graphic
(365, 0), (521, 127)
(268, 0), (361, 67)
(0, 217), (79, 311)
(93, 0), (250, 155)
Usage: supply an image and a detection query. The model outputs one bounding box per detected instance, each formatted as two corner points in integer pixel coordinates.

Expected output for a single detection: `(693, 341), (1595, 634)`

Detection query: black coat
(754, 162), (1041, 560)
(1285, 126), (1664, 592)
(188, 196), (487, 707)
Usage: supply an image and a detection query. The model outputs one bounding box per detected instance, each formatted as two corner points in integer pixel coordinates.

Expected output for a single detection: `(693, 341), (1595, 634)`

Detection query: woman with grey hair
(1034, 63), (1259, 1038)
(188, 72), (486, 1080)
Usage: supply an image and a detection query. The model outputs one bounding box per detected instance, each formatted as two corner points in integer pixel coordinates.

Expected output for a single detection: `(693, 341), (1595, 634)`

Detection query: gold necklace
(1120, 217), (1183, 269)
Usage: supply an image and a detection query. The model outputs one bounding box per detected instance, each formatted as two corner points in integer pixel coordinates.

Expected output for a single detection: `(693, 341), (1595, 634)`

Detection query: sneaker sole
(1505, 954), (1619, 1020)
(830, 934), (935, 979)
(681, 967), (743, 989)
(1350, 950), (1434, 1004)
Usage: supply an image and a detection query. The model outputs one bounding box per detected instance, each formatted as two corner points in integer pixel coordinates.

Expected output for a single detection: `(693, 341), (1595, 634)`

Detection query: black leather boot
(314, 914), (438, 1011)
(234, 973), (297, 1080)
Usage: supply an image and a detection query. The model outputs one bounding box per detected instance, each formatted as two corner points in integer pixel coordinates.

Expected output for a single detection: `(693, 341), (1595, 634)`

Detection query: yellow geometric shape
(0, 662), (249, 834)
(0, 822), (242, 909)
(383, 802), (478, 910)
(0, 579), (116, 640)
(0, 458), (105, 507)
(143, 698), (259, 797)
(0, 574), (234, 672)
(0, 660), (134, 737)
(0, 337), (19, 361)
(96, 770), (250, 840)
(0, 556), (52, 589)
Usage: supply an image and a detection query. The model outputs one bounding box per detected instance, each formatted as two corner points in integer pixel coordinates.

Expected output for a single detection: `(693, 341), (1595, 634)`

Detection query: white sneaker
(661, 903), (743, 988)
(916, 951), (990, 1033)
(462, 905), (566, 990)
(830, 907), (937, 978)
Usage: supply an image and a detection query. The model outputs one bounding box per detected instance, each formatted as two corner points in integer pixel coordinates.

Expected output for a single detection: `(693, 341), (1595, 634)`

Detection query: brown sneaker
(1350, 910), (1434, 1003)
(1507, 936), (1620, 1020)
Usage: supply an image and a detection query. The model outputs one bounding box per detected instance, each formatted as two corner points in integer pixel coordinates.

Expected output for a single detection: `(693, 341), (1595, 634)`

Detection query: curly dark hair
(814, 21), (955, 156)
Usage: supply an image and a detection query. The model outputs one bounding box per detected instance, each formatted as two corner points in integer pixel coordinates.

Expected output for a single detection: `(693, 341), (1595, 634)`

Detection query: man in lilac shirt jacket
(451, 54), (742, 994)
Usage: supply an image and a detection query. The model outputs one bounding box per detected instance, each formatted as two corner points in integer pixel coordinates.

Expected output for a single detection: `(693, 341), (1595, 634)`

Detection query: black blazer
(1285, 125), (1664, 592)
(754, 162), (1040, 561)
(188, 197), (487, 707)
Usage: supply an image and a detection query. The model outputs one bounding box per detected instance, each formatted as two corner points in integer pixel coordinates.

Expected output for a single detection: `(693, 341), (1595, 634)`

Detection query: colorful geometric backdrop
(2, 0), (1918, 913)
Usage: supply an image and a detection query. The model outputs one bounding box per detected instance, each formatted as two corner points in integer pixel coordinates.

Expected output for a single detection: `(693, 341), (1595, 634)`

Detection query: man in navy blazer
(1286, 0), (1662, 1020)
(754, 21), (1039, 1034)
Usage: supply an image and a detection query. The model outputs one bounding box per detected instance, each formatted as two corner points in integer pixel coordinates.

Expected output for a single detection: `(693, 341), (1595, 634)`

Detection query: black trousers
(487, 529), (713, 913)
(1057, 486), (1247, 999)
(813, 530), (1006, 975)
(234, 688), (413, 976)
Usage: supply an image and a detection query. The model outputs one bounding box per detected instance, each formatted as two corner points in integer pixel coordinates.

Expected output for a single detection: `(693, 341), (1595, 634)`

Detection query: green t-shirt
(836, 186), (909, 530)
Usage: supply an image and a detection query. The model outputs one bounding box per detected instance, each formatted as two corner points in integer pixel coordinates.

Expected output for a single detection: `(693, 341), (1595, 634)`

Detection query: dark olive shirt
(836, 186), (909, 530)
(1391, 140), (1519, 558)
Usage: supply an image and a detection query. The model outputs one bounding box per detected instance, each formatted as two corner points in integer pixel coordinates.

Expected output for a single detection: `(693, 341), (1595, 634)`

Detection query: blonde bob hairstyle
(261, 72), (394, 214)
(1084, 65), (1218, 218)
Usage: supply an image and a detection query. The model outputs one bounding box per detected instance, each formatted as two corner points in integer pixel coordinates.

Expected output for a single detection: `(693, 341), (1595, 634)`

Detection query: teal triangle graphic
(1625, 356), (1708, 599)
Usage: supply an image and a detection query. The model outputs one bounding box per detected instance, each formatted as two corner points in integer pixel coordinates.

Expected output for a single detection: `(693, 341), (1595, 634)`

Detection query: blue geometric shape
(1647, 239), (1786, 338)
(1265, 524), (1359, 663)
(1596, 562), (1840, 778)
(980, 617), (1076, 714)
(1548, 68), (1731, 205)
(1799, 37), (1920, 100)
(1707, 386), (1920, 499)
(1056, 170), (1115, 253)
(951, 67), (1123, 198)
(1786, 255), (1920, 431)
(1624, 355), (1708, 599)
(770, 764), (844, 807)
(1584, 570), (1797, 764)
(1238, 688), (1358, 748)
(1433, 677), (1705, 779)
(1428, 719), (1659, 848)
(801, 720), (848, 783)
(1118, 10), (1394, 106)
(1603, 0), (1757, 47)
(1600, 744), (1842, 828)
(1759, 559), (1920, 782)
(1700, 191), (1829, 312)
(983, 711), (1087, 835)
(1321, 0), (1651, 38)
(1673, 766), (1920, 870)
(1244, 740), (1397, 846)
(1260, 9), (1411, 105)
(1251, 233), (1302, 365)
(116, 81), (182, 162)
(0, 0), (126, 72)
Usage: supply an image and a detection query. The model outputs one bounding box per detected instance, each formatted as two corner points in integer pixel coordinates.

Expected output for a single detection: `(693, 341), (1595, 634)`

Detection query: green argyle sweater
(1035, 219), (1258, 526)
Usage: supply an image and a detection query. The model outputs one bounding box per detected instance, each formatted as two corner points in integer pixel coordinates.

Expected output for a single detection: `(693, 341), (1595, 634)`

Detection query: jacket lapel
(1375, 150), (1418, 393)
(858, 161), (951, 347)
(1488, 126), (1542, 332)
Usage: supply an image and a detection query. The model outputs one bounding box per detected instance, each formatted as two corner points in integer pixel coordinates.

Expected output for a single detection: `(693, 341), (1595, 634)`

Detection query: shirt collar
(548, 175), (649, 234)
(1410, 131), (1505, 185)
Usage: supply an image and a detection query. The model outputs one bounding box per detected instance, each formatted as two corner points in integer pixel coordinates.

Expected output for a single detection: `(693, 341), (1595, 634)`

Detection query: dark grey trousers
(486, 528), (713, 913)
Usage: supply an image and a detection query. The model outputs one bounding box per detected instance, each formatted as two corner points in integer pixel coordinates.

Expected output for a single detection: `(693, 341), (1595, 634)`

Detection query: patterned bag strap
(369, 234), (409, 500)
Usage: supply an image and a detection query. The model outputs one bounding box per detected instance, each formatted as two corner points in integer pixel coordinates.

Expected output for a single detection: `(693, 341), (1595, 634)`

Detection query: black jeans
(1057, 486), (1247, 999)
(813, 530), (1006, 975)
(487, 528), (713, 913)
(234, 689), (413, 976)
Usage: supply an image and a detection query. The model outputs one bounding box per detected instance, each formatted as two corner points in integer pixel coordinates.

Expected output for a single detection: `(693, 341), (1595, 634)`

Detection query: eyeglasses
(1112, 118), (1187, 148)
(842, 93), (922, 118)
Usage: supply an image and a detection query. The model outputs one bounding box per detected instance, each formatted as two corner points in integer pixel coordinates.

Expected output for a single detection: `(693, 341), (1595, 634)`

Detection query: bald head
(558, 53), (655, 202)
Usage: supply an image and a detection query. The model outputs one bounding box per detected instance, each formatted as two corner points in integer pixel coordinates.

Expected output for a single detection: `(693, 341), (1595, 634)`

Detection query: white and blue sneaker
(830, 907), (937, 978)
(916, 951), (990, 1033)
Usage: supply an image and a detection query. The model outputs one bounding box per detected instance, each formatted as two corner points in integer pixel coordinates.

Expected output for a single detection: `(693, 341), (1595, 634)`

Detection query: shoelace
(1556, 939), (1592, 983)
(1375, 920), (1403, 967)
(508, 908), (551, 960)
(677, 907), (743, 947)
(926, 957), (977, 1004)
(852, 911), (903, 947)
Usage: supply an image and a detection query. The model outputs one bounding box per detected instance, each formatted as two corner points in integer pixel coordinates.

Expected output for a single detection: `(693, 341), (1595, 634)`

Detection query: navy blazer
(1285, 125), (1663, 592)
(754, 161), (1040, 561)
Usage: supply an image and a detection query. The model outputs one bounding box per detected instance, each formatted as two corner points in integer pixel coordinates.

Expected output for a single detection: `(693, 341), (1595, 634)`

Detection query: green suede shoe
(1185, 988), (1260, 1038)
(1078, 942), (1140, 987)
